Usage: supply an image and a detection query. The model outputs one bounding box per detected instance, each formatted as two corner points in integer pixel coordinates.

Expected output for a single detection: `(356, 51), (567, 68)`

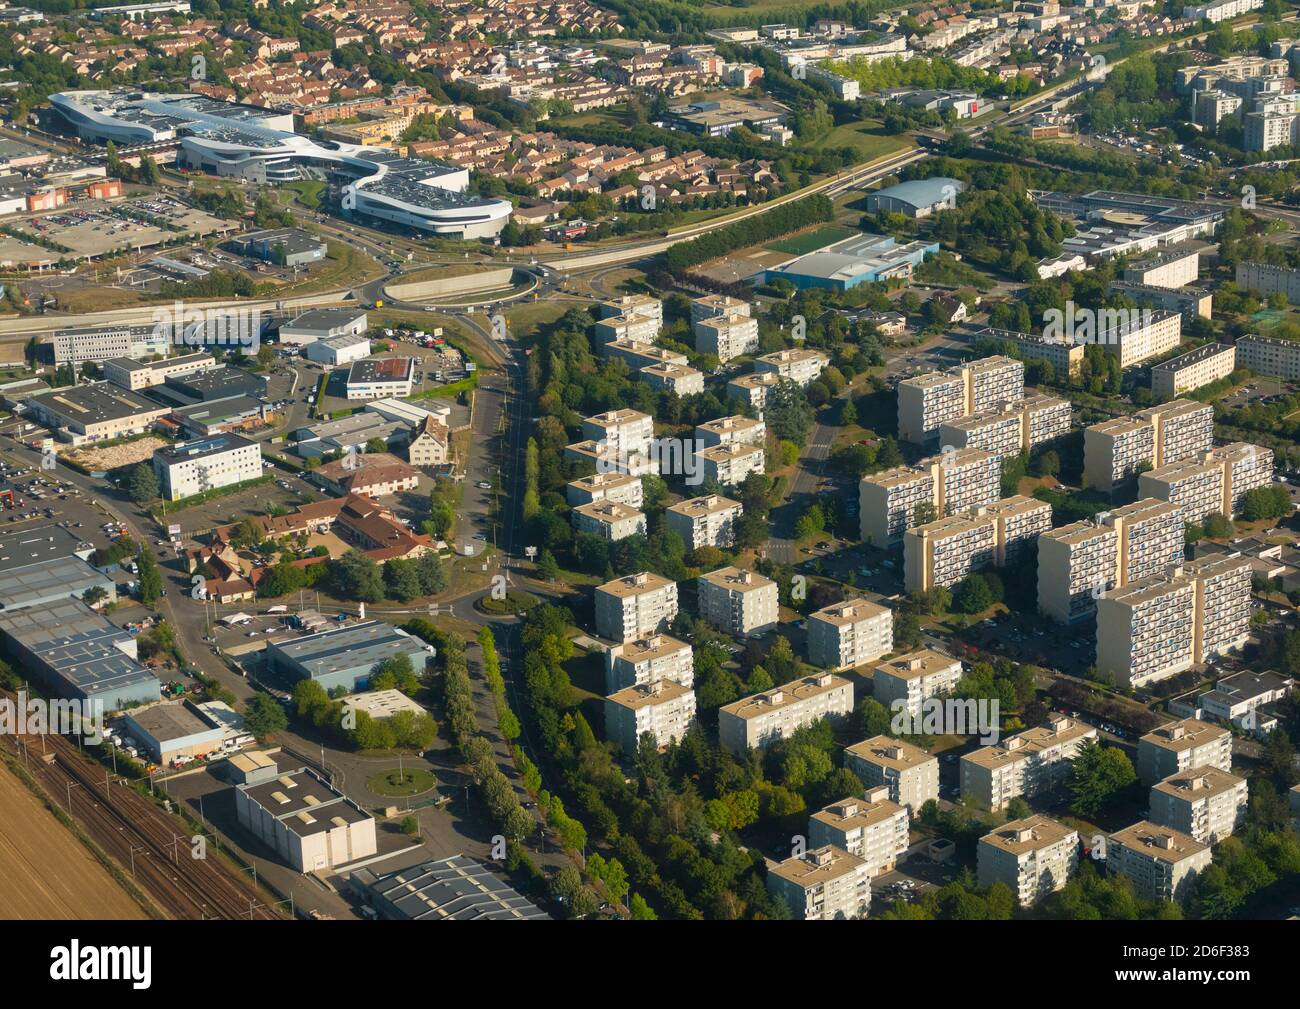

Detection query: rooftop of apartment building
(984, 494), (1052, 521)
(810, 789), (903, 832)
(963, 715), (1093, 769)
(700, 566), (775, 593)
(846, 734), (936, 771)
(585, 408), (652, 427)
(1151, 343), (1234, 372)
(1140, 717), (1230, 753)
(667, 494), (741, 517)
(569, 471), (642, 492)
(720, 672), (849, 721)
(1109, 820), (1208, 863)
(1182, 553), (1252, 582)
(1101, 569), (1194, 608)
(574, 500), (644, 523)
(981, 815), (1076, 855)
(606, 679), (693, 710)
(872, 647), (958, 681)
(610, 634), (690, 663)
(1040, 519), (1117, 547)
(697, 415), (763, 436)
(1109, 497), (1184, 523)
(1138, 397), (1211, 423)
(768, 845), (866, 887)
(1151, 765), (1245, 803)
(811, 598), (890, 627)
(597, 570), (675, 597)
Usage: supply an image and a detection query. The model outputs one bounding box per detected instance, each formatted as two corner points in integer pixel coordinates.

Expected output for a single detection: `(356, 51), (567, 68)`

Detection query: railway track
(0, 716), (282, 920)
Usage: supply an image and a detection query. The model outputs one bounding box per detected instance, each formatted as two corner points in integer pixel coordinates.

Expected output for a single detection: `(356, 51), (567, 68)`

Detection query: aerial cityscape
(1, 0), (1299, 945)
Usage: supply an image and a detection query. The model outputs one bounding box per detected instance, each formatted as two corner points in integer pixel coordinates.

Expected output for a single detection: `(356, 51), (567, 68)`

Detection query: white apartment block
(845, 736), (939, 814)
(641, 362), (706, 396)
(1123, 248), (1199, 289)
(1139, 459), (1225, 525)
(871, 648), (963, 720)
(938, 393), (1071, 463)
(572, 501), (647, 542)
(153, 434), (263, 502)
(698, 566), (779, 636)
(1101, 310), (1182, 369)
(1108, 821), (1212, 904)
(1235, 333), (1300, 380)
(858, 447), (1000, 546)
(1150, 766), (1248, 845)
(960, 715), (1098, 811)
(1184, 0), (1263, 24)
(695, 415), (765, 450)
(699, 441), (765, 486)
(808, 787), (909, 877)
(593, 311), (660, 347)
(1137, 718), (1234, 786)
(566, 471), (645, 509)
(1096, 571), (1196, 689)
(599, 294), (663, 329)
(564, 439), (658, 477)
(1084, 399), (1213, 491)
(719, 672), (854, 753)
(727, 371), (779, 416)
(604, 339), (688, 373)
(766, 845), (871, 921)
(897, 355), (1024, 444)
(690, 294), (749, 327)
(1109, 498), (1186, 586)
(1205, 442), (1274, 515)
(754, 348), (829, 387)
(1236, 261), (1300, 302)
(594, 571), (679, 642)
(1186, 554), (1253, 664)
(977, 816), (1079, 907)
(581, 409), (654, 461)
(1244, 109), (1298, 152)
(904, 496), (1052, 593)
(604, 680), (696, 755)
(694, 313), (759, 362)
(806, 598), (893, 671)
(665, 494), (743, 549)
(1151, 343), (1235, 399)
(605, 633), (694, 693)
(1037, 520), (1121, 624)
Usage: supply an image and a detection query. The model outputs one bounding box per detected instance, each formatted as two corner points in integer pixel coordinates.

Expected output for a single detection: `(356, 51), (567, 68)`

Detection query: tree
(416, 551), (446, 596)
(83, 585), (109, 608)
(955, 575), (994, 615)
(765, 378), (815, 443)
(333, 549), (384, 602)
(1067, 740), (1137, 818)
(137, 546), (163, 604)
(536, 549), (560, 582)
(243, 692), (288, 739)
(127, 463), (159, 504)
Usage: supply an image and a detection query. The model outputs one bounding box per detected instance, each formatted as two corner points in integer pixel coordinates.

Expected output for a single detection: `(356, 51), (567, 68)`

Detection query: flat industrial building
(264, 620), (433, 693)
(0, 551), (114, 611)
(0, 597), (159, 710)
(234, 766), (376, 873)
(352, 854), (549, 920)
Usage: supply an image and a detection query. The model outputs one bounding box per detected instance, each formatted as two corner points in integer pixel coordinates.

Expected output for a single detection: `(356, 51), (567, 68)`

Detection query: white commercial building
(1137, 718), (1234, 786)
(234, 766), (377, 873)
(1108, 821), (1212, 904)
(153, 433), (262, 501)
(753, 348), (829, 387)
(566, 471), (645, 509)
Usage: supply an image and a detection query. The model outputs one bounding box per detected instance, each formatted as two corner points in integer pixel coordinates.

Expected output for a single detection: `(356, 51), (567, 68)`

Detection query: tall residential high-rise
(897, 355), (1024, 443)
(904, 496), (1052, 592)
(858, 447), (1000, 545)
(1084, 399), (1213, 492)
(977, 815), (1079, 906)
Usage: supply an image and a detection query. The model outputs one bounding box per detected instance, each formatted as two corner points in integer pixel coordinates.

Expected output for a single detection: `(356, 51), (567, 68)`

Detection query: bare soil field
(67, 435), (170, 472)
(0, 763), (147, 919)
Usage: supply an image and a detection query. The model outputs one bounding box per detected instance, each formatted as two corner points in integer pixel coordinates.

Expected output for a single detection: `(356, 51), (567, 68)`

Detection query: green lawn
(802, 122), (912, 163)
(367, 768), (438, 797)
(766, 224), (859, 255)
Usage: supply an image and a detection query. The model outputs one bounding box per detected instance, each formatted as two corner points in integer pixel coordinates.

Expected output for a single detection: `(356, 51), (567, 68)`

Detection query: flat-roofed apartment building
(581, 408), (654, 461)
(1150, 766), (1248, 845)
(870, 648), (962, 720)
(904, 495), (1052, 592)
(698, 565), (778, 635)
(1206, 442), (1274, 515)
(593, 309), (661, 347)
(1111, 498), (1186, 585)
(1151, 343), (1235, 398)
(1108, 821), (1211, 904)
(975, 327), (1085, 380)
(665, 494), (743, 549)
(566, 471), (644, 509)
(977, 815), (1079, 906)
(897, 355), (1024, 443)
(1138, 458), (1225, 524)
(604, 680), (696, 754)
(103, 351), (216, 391)
(718, 672), (853, 752)
(641, 362), (705, 396)
(690, 294), (749, 327)
(753, 347), (829, 387)
(694, 312), (759, 362)
(808, 786), (909, 877)
(960, 715), (1098, 811)
(1084, 399), (1213, 491)
(695, 414), (765, 450)
(938, 392), (1071, 462)
(1138, 717), (1233, 786)
(605, 633), (694, 692)
(806, 598), (893, 671)
(1110, 281), (1214, 321)
(1236, 260), (1300, 301)
(845, 735), (939, 813)
(564, 439), (658, 477)
(726, 371), (779, 416)
(1123, 247), (1200, 288)
(1186, 554), (1253, 665)
(766, 845), (871, 920)
(1234, 333), (1300, 380)
(604, 339), (688, 374)
(699, 441), (765, 486)
(594, 571), (678, 642)
(858, 447), (1000, 545)
(600, 294), (663, 330)
(572, 500), (647, 541)
(1101, 309), (1182, 368)
(234, 766), (377, 873)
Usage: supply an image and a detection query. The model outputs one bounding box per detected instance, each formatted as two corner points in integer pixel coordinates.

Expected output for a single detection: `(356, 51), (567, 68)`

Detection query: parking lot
(15, 196), (234, 262)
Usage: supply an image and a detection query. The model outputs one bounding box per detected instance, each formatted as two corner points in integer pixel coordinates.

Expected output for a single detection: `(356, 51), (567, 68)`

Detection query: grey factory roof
(268, 620), (430, 680)
(28, 382), (168, 425)
(357, 854), (549, 921)
(0, 597), (157, 700)
(237, 766), (371, 837)
(0, 523), (93, 575)
(125, 702), (219, 743)
(0, 554), (112, 611)
(283, 308), (368, 333)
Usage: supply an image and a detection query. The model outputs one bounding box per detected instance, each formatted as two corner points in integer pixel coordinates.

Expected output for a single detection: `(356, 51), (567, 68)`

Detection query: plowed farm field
(0, 764), (147, 919)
